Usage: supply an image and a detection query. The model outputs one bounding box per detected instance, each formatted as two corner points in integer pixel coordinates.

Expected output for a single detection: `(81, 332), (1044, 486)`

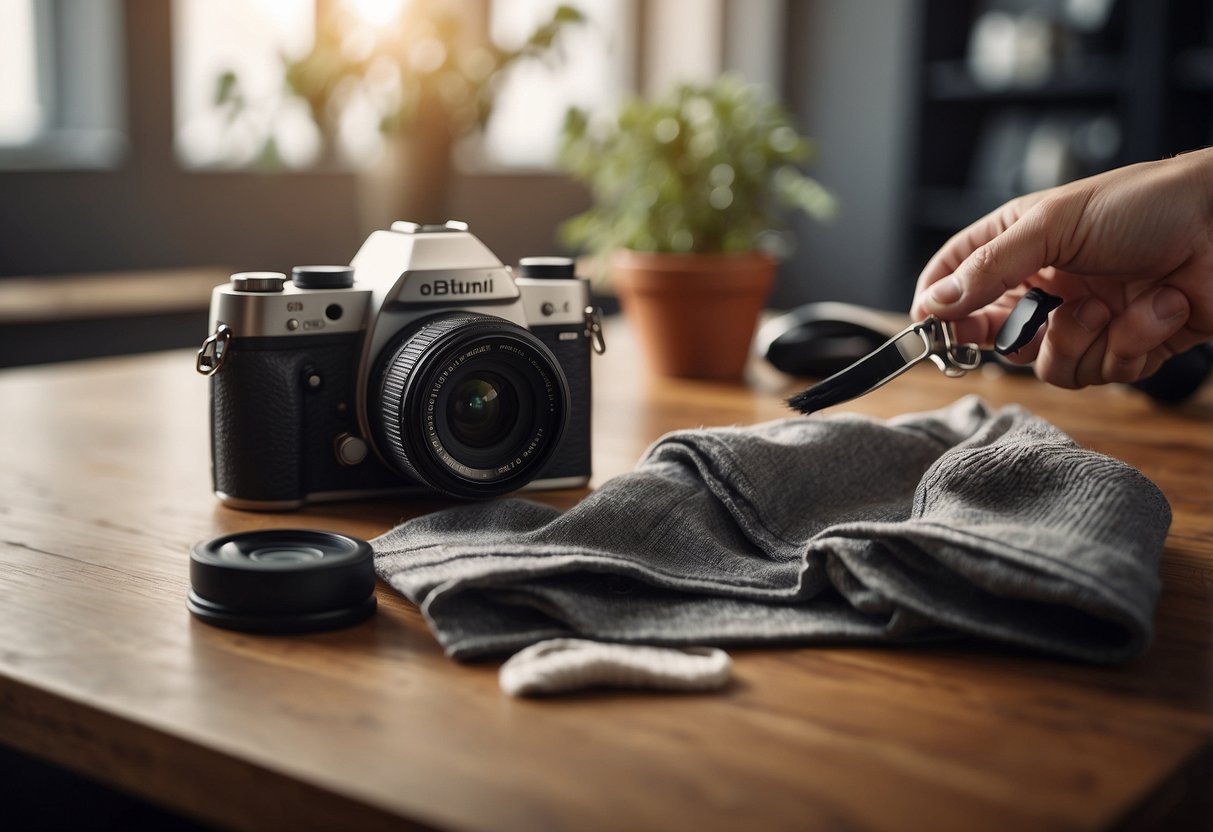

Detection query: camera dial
(517, 256), (576, 280)
(373, 313), (570, 498)
(231, 271), (286, 293)
(292, 265), (355, 290)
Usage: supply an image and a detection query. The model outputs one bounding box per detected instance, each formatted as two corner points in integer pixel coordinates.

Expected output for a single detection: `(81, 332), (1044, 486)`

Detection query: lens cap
(188, 529), (377, 633)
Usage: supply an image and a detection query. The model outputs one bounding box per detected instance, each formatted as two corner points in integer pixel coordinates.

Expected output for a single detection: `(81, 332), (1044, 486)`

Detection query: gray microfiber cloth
(373, 396), (1170, 664)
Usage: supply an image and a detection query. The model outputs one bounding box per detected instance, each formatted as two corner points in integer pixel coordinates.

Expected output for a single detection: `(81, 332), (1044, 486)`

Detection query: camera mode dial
(231, 272), (286, 293)
(518, 257), (576, 280)
(292, 265), (354, 290)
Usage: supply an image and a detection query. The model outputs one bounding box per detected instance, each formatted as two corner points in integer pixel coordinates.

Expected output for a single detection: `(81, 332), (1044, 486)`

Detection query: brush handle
(994, 288), (1063, 356)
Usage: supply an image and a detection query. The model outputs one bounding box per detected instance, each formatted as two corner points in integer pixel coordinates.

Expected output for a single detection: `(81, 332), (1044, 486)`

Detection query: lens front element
(375, 314), (570, 498)
(449, 374), (516, 449)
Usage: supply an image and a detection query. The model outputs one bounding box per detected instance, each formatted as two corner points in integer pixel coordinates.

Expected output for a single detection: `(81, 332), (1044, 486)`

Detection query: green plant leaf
(213, 70), (240, 107)
(558, 74), (837, 255)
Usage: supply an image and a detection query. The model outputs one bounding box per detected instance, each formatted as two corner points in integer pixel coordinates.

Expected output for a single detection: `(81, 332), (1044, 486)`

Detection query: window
(172, 0), (633, 172)
(478, 0), (635, 169)
(173, 0), (317, 169)
(0, 0), (42, 145)
(0, 0), (126, 169)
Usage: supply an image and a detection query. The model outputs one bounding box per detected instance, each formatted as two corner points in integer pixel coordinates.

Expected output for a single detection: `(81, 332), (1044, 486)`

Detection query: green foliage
(558, 75), (837, 255)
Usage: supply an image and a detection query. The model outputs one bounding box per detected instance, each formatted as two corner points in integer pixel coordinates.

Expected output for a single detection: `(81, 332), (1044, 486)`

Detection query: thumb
(920, 208), (1056, 319)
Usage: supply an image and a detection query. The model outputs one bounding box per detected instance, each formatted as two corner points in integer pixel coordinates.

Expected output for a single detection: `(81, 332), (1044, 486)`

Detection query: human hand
(911, 148), (1213, 388)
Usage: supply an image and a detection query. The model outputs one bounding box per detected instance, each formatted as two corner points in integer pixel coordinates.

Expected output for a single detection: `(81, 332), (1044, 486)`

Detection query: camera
(196, 221), (604, 509)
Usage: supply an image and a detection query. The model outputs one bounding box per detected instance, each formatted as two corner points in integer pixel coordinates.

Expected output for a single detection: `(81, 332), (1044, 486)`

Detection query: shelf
(925, 57), (1126, 103)
(0, 267), (224, 324)
(904, 0), (1207, 292)
(1175, 47), (1213, 91)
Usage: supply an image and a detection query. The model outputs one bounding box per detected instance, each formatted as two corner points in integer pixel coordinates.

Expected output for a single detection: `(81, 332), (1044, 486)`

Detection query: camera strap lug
(196, 324), (233, 376)
(584, 306), (606, 354)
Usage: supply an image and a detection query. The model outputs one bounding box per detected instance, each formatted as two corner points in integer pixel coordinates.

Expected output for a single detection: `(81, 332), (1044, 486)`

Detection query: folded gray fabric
(373, 396), (1170, 664)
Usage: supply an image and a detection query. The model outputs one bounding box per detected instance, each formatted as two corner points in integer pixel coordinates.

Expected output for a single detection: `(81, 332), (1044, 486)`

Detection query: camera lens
(448, 374), (517, 448)
(373, 314), (570, 498)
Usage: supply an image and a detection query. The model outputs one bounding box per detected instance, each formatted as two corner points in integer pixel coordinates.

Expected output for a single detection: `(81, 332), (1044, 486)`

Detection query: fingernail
(927, 276), (962, 307)
(1074, 298), (1110, 333)
(1153, 288), (1187, 321)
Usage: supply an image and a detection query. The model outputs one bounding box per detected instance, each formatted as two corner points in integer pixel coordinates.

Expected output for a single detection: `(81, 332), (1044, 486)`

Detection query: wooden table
(1, 319), (1210, 831)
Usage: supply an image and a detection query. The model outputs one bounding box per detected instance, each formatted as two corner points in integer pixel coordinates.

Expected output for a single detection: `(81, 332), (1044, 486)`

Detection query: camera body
(200, 221), (599, 509)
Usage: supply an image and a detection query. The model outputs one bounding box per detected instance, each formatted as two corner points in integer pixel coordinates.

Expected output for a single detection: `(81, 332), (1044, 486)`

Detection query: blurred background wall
(2, 0), (1210, 364)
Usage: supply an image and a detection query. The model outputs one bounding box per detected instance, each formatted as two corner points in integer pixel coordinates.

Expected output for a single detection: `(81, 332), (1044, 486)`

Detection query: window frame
(0, 0), (127, 170)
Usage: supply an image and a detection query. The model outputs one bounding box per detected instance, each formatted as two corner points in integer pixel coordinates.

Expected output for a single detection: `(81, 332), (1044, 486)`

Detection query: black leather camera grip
(211, 345), (309, 502)
(533, 326), (592, 480)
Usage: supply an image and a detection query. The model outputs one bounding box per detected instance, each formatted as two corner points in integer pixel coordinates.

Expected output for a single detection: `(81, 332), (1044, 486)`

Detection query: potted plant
(558, 75), (837, 380)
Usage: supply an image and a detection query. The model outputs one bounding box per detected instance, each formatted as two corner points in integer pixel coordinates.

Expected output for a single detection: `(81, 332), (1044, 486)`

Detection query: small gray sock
(498, 640), (732, 696)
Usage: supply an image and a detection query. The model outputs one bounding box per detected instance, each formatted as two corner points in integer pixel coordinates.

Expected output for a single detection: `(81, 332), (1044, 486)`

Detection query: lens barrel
(374, 314), (570, 498)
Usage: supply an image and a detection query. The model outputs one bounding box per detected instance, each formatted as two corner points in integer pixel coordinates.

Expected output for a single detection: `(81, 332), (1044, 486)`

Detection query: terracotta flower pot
(611, 249), (777, 380)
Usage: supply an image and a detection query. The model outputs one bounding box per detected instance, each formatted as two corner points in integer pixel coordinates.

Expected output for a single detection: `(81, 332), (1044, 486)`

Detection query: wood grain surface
(0, 318), (1210, 831)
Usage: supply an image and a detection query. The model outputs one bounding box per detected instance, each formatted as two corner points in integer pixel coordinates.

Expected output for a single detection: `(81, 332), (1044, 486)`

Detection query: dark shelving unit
(925, 56), (1127, 103)
(901, 0), (1213, 307)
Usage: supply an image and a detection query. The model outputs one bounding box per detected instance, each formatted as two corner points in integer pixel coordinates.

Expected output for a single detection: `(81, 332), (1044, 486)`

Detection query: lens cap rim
(189, 529), (377, 634)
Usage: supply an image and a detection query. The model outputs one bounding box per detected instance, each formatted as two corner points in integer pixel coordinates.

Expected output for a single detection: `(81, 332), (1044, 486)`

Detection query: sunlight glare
(345, 0), (408, 28)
